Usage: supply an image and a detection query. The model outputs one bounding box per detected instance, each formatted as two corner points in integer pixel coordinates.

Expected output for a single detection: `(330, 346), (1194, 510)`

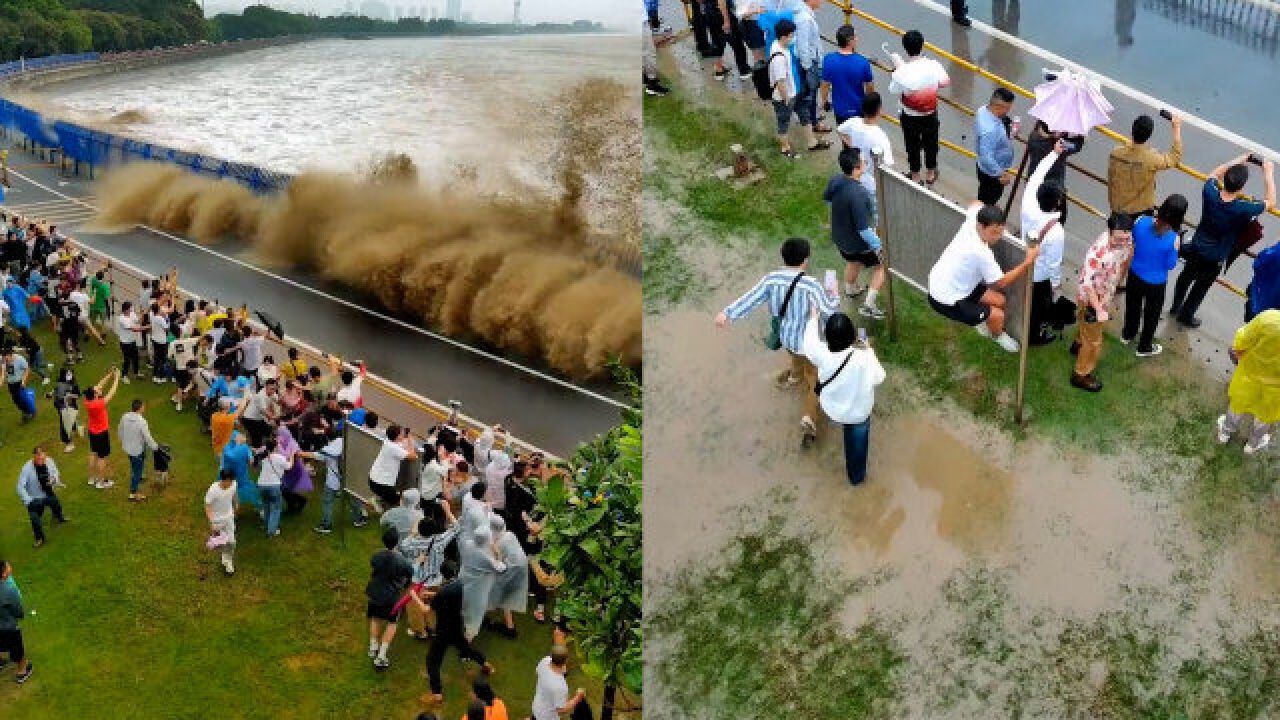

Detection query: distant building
(461, 11), (471, 22)
(446, 0), (461, 21)
(359, 0), (391, 20)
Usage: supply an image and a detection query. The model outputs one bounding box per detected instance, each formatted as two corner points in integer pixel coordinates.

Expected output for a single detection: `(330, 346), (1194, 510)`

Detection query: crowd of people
(688, 4), (1280, 481)
(0, 211), (604, 717)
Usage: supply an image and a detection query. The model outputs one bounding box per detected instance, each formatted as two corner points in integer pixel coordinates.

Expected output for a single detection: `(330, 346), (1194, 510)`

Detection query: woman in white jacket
(802, 309), (885, 486)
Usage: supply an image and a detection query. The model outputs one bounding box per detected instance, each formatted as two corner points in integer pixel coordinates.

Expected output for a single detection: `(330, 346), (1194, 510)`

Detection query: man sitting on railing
(927, 202), (1039, 353)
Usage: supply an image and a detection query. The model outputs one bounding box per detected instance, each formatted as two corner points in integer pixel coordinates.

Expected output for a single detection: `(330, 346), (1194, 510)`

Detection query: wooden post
(876, 165), (898, 341)
(1014, 234), (1037, 425)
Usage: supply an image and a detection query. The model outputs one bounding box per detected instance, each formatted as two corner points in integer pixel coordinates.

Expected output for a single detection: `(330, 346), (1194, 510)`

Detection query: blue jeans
(31, 350), (48, 379)
(843, 420), (871, 485)
(319, 485), (364, 529)
(128, 453), (146, 493)
(260, 485), (283, 535)
(797, 61), (821, 127)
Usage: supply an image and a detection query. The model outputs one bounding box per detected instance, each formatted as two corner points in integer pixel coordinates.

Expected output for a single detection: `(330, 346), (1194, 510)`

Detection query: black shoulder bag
(815, 351), (854, 396)
(763, 272), (804, 351)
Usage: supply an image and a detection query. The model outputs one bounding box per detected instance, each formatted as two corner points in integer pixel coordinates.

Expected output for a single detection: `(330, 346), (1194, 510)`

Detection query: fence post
(875, 166), (898, 341)
(1014, 238), (1036, 425)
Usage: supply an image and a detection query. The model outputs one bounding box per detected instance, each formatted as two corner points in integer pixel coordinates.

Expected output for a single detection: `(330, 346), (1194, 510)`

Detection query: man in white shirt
(927, 202), (1039, 352)
(767, 19), (820, 158)
(205, 469), (238, 575)
(888, 29), (950, 185)
(802, 311), (885, 486)
(69, 281), (104, 346)
(531, 646), (586, 720)
(147, 305), (170, 384)
(368, 424), (418, 510)
(1021, 140), (1069, 345)
(837, 92), (894, 212)
(119, 399), (160, 502)
(114, 302), (143, 382)
(239, 378), (278, 447)
(238, 328), (265, 377)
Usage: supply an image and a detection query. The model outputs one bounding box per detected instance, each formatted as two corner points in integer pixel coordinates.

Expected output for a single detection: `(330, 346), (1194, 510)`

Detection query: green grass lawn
(0, 324), (606, 720)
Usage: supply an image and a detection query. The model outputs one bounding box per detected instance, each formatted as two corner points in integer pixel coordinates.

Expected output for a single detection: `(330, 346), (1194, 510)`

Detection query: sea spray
(90, 160), (640, 382)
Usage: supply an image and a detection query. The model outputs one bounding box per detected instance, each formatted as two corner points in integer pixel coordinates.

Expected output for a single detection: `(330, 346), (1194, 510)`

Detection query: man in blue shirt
(1170, 154), (1275, 328)
(716, 237), (840, 448)
(1122, 194), (1186, 357)
(820, 25), (875, 126)
(974, 87), (1016, 205)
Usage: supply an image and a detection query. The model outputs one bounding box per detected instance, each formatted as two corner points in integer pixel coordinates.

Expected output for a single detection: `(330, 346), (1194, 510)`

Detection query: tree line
(0, 0), (606, 63)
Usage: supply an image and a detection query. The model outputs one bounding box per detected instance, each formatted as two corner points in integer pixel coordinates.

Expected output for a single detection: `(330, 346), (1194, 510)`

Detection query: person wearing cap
(1122, 195), (1188, 358)
(1218, 309), (1280, 454)
(1070, 213), (1135, 392)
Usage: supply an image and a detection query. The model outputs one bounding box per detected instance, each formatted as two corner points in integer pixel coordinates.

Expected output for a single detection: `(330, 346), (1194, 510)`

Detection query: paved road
(1, 149), (626, 456)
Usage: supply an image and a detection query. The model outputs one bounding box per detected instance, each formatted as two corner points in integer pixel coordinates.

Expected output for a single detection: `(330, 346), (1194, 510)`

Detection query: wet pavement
(0, 150), (626, 455)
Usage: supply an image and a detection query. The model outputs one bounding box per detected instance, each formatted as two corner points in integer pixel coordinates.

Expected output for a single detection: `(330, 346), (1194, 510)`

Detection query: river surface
(33, 33), (636, 179)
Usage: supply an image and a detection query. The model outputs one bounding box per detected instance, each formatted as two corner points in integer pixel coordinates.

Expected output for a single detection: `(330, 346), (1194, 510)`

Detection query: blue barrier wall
(0, 52), (292, 195)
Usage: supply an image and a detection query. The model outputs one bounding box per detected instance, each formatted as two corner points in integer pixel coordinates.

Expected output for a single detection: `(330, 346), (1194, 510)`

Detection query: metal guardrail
(69, 243), (559, 463)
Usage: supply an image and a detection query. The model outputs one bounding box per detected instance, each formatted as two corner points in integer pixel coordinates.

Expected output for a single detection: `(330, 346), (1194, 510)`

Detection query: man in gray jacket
(16, 446), (66, 548)
(0, 559), (33, 683)
(119, 398), (160, 502)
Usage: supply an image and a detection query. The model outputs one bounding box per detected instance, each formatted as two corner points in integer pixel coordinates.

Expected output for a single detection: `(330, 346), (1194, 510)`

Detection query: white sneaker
(368, 644), (379, 659)
(994, 333), (1020, 353)
(1216, 415), (1232, 444)
(1244, 434), (1271, 455)
(223, 561), (235, 575)
(121, 376), (131, 385)
(98, 480), (115, 489)
(42, 377), (50, 385)
(975, 323), (992, 338)
(1135, 343), (1163, 358)
(858, 304), (886, 320)
(64, 444), (74, 453)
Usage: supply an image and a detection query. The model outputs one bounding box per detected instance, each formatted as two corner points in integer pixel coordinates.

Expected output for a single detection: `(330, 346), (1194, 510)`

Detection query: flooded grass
(644, 60), (1280, 718)
(647, 515), (905, 720)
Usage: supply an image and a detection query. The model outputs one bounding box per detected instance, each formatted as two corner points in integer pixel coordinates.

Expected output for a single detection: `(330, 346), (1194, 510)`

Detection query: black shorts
(741, 17), (765, 49)
(929, 284), (991, 326)
(0, 627), (24, 662)
(89, 430), (111, 458)
(839, 248), (881, 267)
(367, 600), (400, 623)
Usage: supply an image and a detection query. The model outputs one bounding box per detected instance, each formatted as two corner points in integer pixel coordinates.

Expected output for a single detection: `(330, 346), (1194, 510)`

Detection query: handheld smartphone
(1063, 141), (1079, 153)
(857, 327), (868, 345)
(1159, 109), (1173, 121)
(1247, 154), (1264, 166)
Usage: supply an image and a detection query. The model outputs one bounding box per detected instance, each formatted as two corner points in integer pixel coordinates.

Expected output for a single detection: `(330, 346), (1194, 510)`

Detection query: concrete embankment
(0, 37), (310, 92)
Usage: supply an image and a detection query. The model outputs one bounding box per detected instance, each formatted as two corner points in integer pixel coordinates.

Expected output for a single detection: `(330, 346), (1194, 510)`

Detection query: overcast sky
(204, 0), (639, 27)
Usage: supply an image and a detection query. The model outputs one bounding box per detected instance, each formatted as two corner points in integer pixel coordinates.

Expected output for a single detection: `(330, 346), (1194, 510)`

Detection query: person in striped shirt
(716, 237), (840, 447)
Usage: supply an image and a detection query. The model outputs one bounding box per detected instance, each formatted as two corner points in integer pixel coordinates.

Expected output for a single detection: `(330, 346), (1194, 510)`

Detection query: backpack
(752, 51), (785, 101)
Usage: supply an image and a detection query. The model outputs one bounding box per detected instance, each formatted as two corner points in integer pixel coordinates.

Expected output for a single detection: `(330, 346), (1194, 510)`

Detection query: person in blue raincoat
(219, 430), (260, 509)
(24, 268), (47, 322)
(2, 277), (30, 331)
(1246, 243), (1280, 322)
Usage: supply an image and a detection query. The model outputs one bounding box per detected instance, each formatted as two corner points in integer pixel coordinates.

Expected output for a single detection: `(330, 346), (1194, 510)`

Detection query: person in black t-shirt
(365, 527), (412, 670)
(423, 579), (492, 704)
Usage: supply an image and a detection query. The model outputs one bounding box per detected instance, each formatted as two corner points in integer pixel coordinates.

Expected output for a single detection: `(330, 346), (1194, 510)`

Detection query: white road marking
(908, 0), (1280, 160)
(7, 165), (629, 410)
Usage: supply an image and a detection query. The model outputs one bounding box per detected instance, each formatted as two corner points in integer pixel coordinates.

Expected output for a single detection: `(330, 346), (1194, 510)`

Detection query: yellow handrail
(827, 0), (1279, 223)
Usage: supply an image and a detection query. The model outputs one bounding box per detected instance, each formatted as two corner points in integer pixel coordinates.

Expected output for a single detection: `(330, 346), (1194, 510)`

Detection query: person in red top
(83, 366), (121, 490)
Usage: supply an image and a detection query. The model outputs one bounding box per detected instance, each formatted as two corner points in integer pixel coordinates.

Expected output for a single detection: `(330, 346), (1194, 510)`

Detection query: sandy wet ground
(643, 231), (1280, 716)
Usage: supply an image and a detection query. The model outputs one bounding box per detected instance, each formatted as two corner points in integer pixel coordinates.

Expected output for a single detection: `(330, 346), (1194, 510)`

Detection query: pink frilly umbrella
(1027, 67), (1115, 136)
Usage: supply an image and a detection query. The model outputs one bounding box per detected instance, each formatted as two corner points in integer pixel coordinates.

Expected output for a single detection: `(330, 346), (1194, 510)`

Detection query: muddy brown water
(643, 229), (1280, 715)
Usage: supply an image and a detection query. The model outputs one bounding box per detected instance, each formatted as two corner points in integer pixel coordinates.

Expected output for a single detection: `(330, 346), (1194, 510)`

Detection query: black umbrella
(255, 310), (285, 341)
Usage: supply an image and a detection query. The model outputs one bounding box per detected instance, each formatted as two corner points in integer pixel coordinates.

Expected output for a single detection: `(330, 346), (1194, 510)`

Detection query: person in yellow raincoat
(1217, 309), (1280, 454)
